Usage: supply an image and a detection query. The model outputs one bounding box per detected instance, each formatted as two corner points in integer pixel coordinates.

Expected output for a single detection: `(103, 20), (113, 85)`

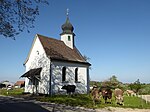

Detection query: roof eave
(51, 58), (91, 66)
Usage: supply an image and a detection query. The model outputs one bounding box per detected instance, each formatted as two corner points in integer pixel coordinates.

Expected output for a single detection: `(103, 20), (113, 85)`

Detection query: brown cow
(114, 88), (124, 105)
(100, 87), (112, 103)
(91, 86), (101, 105)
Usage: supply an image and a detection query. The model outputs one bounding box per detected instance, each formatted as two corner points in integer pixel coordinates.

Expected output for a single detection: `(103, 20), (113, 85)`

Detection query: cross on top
(67, 8), (69, 17)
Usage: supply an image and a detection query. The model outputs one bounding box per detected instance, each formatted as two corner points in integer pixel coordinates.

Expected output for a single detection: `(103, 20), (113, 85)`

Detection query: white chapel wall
(51, 61), (88, 94)
(24, 36), (50, 94)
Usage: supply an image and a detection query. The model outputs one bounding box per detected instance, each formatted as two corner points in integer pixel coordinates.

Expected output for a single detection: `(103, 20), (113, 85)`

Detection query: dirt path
(96, 107), (150, 112)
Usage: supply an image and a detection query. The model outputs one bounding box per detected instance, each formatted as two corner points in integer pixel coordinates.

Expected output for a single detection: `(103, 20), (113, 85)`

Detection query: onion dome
(61, 17), (75, 35)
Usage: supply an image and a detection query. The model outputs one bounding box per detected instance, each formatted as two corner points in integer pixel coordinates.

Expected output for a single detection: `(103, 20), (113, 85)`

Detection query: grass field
(36, 94), (150, 109)
(0, 88), (24, 96)
(123, 96), (150, 109)
(0, 89), (149, 109)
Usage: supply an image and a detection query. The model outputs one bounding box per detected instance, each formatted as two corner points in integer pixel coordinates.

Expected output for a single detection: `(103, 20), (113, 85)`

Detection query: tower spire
(60, 9), (75, 49)
(60, 9), (74, 35)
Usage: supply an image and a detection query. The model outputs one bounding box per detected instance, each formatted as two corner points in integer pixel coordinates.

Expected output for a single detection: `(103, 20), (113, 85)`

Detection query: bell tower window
(68, 36), (71, 41)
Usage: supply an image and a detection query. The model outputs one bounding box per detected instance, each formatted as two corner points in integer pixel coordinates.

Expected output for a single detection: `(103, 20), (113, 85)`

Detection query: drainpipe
(87, 66), (90, 94)
(49, 63), (52, 96)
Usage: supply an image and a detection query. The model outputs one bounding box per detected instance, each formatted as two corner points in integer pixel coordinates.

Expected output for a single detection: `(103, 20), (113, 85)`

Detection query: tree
(128, 79), (142, 94)
(102, 75), (122, 89)
(109, 75), (118, 83)
(0, 0), (49, 39)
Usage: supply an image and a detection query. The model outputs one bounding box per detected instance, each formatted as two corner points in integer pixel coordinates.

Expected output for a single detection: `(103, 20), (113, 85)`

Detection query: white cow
(126, 90), (136, 96)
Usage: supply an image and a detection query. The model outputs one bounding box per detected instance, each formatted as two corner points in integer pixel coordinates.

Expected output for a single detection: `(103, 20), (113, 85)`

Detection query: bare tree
(0, 0), (49, 39)
(83, 55), (90, 62)
(83, 55), (92, 70)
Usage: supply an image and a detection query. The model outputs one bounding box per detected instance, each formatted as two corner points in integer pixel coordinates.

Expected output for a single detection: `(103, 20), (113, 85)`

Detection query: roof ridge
(37, 34), (61, 42)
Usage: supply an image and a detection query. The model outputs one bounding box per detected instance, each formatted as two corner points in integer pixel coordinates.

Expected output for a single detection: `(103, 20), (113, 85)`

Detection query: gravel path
(96, 107), (150, 112)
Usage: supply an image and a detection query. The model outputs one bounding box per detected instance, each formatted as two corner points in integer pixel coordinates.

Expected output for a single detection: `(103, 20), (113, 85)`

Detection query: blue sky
(0, 0), (150, 83)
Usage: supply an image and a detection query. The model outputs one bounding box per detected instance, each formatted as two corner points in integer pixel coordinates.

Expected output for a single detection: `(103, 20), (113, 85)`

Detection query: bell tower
(60, 9), (75, 49)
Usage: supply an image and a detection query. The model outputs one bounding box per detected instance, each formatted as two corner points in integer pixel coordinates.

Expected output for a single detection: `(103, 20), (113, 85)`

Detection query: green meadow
(0, 88), (150, 109)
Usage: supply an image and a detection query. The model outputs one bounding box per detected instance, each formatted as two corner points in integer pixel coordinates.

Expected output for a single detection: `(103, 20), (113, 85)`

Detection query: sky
(0, 0), (150, 83)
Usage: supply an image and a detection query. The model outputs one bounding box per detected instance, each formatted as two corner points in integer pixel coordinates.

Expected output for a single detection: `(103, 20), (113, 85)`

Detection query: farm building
(21, 14), (91, 95)
(14, 81), (25, 88)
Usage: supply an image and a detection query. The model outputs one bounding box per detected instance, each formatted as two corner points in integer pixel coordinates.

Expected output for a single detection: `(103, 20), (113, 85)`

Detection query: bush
(139, 85), (150, 95)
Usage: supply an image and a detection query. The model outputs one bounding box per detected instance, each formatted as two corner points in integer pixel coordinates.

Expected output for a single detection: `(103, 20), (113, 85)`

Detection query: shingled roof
(37, 34), (90, 65)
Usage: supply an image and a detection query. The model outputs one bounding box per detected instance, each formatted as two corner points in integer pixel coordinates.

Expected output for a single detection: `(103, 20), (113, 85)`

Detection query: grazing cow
(90, 86), (94, 92)
(114, 88), (124, 105)
(91, 86), (101, 105)
(126, 90), (136, 96)
(61, 85), (76, 95)
(100, 87), (112, 103)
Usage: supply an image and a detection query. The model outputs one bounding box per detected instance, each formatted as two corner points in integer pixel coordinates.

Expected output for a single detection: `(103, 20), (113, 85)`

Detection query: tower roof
(60, 9), (75, 35)
(61, 17), (74, 35)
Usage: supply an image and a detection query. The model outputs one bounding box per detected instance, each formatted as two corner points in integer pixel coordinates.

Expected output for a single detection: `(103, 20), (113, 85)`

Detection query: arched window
(75, 68), (78, 82)
(62, 67), (66, 82)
